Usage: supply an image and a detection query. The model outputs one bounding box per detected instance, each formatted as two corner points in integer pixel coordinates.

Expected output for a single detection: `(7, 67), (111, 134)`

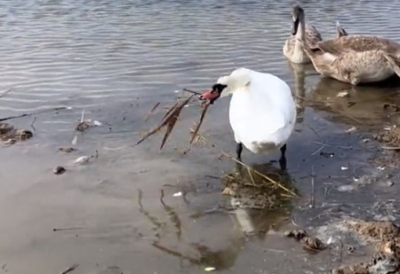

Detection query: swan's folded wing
(317, 36), (400, 55)
(305, 24), (323, 47)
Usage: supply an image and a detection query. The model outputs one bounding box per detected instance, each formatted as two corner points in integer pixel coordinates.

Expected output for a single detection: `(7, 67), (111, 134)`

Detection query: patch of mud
(332, 220), (400, 274)
(346, 221), (400, 243)
(374, 126), (400, 148)
(0, 122), (33, 145)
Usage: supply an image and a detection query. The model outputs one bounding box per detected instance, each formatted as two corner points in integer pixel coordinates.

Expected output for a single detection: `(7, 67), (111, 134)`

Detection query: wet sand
(1, 0), (400, 273)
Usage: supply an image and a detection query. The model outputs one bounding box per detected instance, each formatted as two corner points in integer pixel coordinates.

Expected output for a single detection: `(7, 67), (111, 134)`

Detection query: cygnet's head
(291, 5), (304, 35)
(199, 69), (251, 104)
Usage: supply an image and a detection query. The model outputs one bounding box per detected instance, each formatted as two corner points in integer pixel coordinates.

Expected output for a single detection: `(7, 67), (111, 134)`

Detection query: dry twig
(136, 94), (195, 149)
(144, 102), (161, 121)
(0, 107), (70, 122)
(310, 165), (315, 208)
(59, 264), (79, 274)
(190, 102), (210, 144)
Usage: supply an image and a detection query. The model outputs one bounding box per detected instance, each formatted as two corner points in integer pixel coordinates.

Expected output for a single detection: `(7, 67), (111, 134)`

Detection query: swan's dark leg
(236, 143), (243, 161)
(235, 143), (244, 176)
(279, 144), (287, 171)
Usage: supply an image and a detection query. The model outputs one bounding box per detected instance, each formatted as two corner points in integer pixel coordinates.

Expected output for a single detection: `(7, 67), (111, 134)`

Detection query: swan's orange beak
(199, 90), (219, 101)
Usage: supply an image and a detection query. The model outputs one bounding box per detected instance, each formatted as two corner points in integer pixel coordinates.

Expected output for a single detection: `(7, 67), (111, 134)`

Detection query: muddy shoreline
(1, 72), (400, 273)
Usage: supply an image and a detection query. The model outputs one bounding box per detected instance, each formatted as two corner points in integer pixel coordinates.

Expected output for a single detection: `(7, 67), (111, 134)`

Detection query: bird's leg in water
(279, 144), (287, 171)
(236, 143), (243, 161)
(235, 143), (244, 176)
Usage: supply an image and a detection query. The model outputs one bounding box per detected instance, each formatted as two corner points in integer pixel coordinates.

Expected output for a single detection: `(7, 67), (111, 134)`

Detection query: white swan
(200, 68), (297, 169)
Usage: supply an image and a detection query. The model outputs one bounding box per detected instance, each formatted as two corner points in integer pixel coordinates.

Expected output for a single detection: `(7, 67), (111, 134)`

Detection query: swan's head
(199, 83), (227, 104)
(199, 69), (251, 104)
(291, 5), (304, 35)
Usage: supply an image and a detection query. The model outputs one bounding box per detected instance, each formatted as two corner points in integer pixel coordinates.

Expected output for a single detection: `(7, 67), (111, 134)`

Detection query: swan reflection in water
(139, 163), (297, 271)
(288, 62), (309, 125)
(309, 76), (400, 127)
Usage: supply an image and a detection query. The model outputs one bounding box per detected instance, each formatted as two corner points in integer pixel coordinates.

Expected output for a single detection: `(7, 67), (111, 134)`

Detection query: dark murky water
(1, 0), (400, 273)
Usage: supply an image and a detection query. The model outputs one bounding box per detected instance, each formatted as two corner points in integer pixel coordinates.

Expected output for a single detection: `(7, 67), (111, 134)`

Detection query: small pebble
(338, 185), (356, 192)
(53, 166), (66, 175)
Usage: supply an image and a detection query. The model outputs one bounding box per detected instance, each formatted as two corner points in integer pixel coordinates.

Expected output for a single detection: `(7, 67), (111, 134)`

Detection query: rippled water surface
(2, 0), (400, 273)
(0, 0), (399, 113)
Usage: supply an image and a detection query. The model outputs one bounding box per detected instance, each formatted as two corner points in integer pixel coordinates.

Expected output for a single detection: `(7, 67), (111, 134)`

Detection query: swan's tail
(336, 21), (348, 38)
(382, 52), (400, 77)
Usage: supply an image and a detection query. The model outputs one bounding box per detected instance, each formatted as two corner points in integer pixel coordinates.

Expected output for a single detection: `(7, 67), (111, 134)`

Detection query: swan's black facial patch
(292, 17), (300, 35)
(291, 5), (303, 35)
(212, 84), (228, 94)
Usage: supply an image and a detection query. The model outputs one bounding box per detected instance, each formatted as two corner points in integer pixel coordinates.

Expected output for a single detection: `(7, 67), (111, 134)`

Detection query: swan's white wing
(229, 71), (296, 147)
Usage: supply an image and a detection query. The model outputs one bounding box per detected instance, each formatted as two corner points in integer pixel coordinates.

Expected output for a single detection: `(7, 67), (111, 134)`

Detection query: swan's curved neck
(292, 16), (307, 61)
(296, 16), (306, 40)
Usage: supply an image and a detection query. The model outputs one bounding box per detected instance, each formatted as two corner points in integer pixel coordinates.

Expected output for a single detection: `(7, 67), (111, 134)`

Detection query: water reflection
(160, 189), (182, 241)
(309, 77), (400, 127)
(138, 163), (296, 271)
(287, 62), (309, 124)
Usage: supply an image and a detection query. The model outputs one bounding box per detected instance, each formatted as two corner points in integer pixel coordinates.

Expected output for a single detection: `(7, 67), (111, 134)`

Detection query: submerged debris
(302, 236), (326, 252)
(58, 147), (77, 153)
(73, 150), (98, 165)
(383, 103), (400, 113)
(76, 121), (90, 132)
(59, 263), (79, 274)
(284, 229), (307, 241)
(337, 91), (349, 98)
(74, 156), (91, 165)
(75, 119), (102, 132)
(15, 129), (33, 140)
(284, 229), (326, 252)
(0, 123), (33, 145)
(0, 123), (13, 134)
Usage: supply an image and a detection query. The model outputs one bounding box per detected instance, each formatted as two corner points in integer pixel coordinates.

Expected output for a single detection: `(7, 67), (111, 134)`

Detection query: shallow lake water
(1, 0), (400, 273)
